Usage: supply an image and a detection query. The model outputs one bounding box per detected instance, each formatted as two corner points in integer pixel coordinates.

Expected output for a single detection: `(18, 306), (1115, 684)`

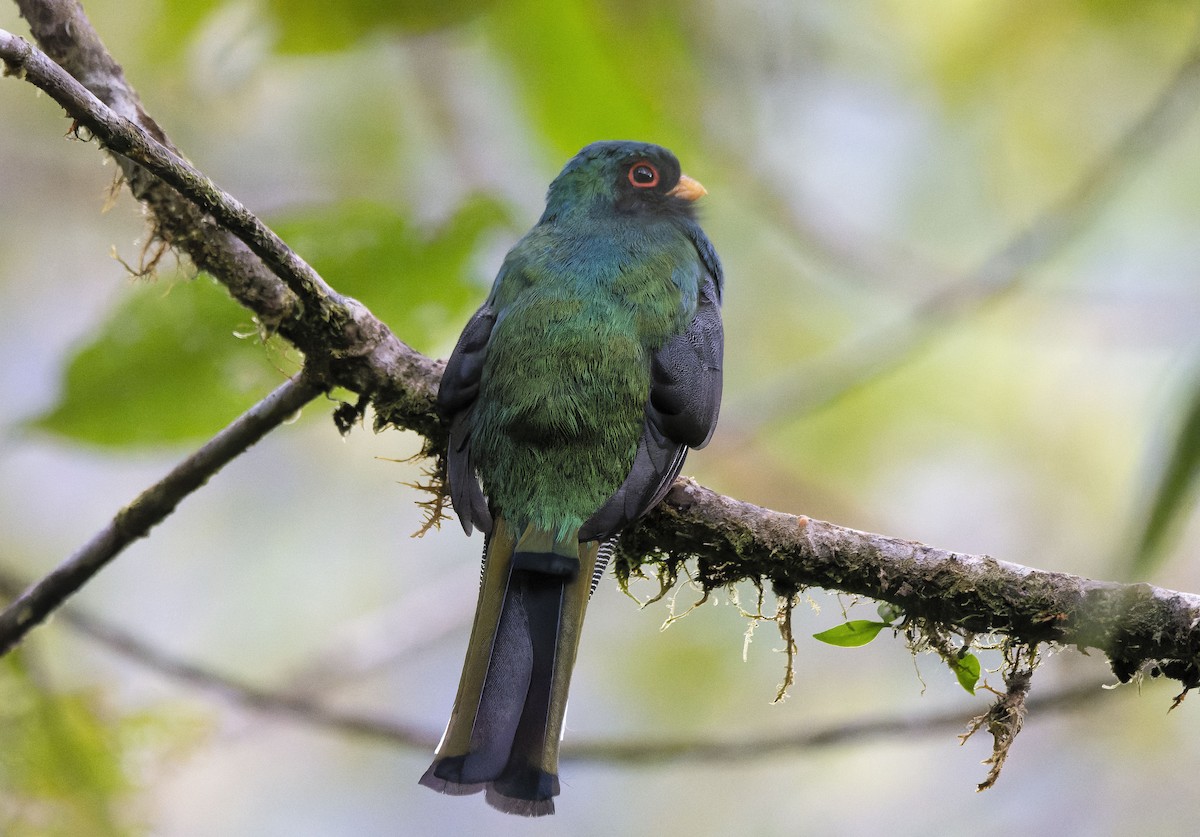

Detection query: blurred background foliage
(2, 0), (1200, 834)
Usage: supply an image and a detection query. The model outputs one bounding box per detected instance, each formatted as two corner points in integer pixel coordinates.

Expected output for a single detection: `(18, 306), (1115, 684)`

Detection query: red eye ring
(628, 162), (660, 188)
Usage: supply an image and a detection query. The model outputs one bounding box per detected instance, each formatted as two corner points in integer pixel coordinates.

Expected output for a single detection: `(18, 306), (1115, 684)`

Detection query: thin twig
(51, 587), (435, 749)
(566, 681), (1106, 765)
(0, 375), (324, 656)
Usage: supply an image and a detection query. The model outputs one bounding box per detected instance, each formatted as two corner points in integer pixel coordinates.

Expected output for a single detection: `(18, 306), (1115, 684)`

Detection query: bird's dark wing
(579, 260), (724, 542)
(438, 304), (496, 536)
(648, 270), (724, 450)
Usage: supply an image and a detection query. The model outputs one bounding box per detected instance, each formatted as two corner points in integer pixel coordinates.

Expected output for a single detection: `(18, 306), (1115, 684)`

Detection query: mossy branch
(619, 479), (1200, 691)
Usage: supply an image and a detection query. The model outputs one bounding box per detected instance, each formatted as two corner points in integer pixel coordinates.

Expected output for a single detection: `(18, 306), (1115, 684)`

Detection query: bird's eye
(628, 162), (660, 189)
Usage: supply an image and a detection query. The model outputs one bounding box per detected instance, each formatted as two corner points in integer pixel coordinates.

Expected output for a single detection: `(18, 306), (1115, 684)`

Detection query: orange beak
(667, 173), (707, 202)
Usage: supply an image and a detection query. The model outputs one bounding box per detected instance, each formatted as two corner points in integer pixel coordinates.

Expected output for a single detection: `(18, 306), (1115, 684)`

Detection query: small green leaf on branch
(813, 620), (891, 648)
(951, 652), (982, 694)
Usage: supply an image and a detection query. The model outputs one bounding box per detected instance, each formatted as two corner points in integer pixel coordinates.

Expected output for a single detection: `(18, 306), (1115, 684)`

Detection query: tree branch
(620, 480), (1200, 690)
(0, 375), (323, 656)
(2, 21), (336, 313)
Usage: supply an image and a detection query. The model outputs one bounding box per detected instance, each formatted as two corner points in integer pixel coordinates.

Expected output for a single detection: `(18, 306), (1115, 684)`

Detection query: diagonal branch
(10, 0), (292, 328)
(5, 12), (339, 319)
(1, 9), (442, 438)
(0, 374), (324, 656)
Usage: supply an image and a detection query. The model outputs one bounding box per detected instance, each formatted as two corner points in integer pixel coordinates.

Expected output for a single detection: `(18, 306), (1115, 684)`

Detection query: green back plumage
(473, 214), (699, 535)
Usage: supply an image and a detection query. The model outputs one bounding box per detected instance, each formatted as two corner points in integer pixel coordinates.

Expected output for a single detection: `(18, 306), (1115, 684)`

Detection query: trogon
(421, 140), (724, 816)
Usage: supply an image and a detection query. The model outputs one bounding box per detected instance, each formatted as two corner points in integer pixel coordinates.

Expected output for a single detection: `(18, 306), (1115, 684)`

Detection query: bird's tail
(420, 519), (601, 816)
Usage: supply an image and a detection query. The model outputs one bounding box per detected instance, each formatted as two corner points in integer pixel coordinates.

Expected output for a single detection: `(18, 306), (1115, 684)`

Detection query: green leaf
(950, 653), (982, 694)
(270, 196), (511, 354)
(812, 620), (891, 648)
(0, 654), (130, 836)
(487, 0), (701, 158)
(0, 650), (208, 835)
(1130, 371), (1200, 577)
(138, 0), (226, 64)
(34, 196), (507, 449)
(265, 0), (498, 53)
(33, 278), (294, 448)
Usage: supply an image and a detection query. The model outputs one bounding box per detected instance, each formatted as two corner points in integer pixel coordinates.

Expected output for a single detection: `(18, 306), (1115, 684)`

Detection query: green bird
(420, 141), (723, 816)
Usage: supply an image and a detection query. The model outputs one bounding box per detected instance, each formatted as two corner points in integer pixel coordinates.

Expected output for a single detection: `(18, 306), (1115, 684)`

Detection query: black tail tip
(419, 757), (486, 797)
(485, 785), (556, 817)
(421, 758), (560, 816)
(487, 766), (560, 816)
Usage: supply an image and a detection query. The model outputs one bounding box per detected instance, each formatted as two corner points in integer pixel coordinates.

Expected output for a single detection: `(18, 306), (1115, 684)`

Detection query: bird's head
(541, 141), (707, 224)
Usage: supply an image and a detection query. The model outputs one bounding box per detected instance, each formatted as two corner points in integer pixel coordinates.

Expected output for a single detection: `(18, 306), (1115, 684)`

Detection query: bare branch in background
(278, 563), (481, 697)
(567, 680), (1105, 766)
(733, 20), (1200, 429)
(0, 568), (1112, 765)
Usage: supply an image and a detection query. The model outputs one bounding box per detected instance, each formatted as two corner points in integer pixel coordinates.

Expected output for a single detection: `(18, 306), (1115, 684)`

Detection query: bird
(420, 140), (723, 816)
